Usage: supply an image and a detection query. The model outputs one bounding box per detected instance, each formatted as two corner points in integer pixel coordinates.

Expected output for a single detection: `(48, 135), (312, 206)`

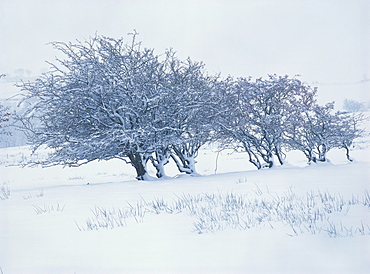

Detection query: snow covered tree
(151, 51), (221, 176)
(285, 102), (363, 163)
(0, 74), (11, 138)
(285, 103), (332, 163)
(218, 75), (316, 169)
(15, 34), (221, 179)
(0, 104), (10, 136)
(333, 111), (364, 162)
(343, 99), (364, 113)
(16, 34), (167, 180)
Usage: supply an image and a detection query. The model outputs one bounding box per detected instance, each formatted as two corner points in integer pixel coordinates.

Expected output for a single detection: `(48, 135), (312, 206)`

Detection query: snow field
(0, 143), (369, 273)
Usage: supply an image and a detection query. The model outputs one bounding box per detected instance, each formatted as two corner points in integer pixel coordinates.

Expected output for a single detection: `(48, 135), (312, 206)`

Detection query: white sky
(0, 0), (369, 104)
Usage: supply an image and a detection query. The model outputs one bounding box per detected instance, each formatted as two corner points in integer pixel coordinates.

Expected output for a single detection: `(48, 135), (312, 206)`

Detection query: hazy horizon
(1, 0), (369, 104)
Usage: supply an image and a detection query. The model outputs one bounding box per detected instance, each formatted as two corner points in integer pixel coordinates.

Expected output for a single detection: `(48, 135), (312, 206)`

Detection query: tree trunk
(317, 144), (327, 162)
(304, 149), (316, 163)
(170, 146), (197, 175)
(344, 145), (353, 162)
(128, 152), (149, 180)
(259, 148), (274, 168)
(150, 148), (171, 178)
(242, 141), (261, 169)
(274, 146), (284, 166)
(261, 157), (274, 168)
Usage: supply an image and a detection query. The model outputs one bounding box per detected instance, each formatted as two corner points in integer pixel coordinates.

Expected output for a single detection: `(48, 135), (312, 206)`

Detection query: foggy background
(0, 0), (369, 146)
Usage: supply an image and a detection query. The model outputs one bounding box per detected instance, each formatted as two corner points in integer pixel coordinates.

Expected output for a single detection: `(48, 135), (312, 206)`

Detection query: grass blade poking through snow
(33, 203), (66, 215)
(0, 183), (10, 200)
(78, 188), (370, 237)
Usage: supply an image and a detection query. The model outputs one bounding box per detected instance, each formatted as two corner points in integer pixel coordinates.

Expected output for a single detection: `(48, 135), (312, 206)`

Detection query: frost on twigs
(13, 34), (364, 179)
(15, 33), (220, 180)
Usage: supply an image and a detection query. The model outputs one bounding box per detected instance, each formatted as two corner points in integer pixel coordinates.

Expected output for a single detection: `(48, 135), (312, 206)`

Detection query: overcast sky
(0, 0), (369, 104)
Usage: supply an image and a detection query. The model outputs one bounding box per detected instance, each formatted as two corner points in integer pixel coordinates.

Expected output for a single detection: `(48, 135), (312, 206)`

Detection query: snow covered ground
(1, 140), (369, 273)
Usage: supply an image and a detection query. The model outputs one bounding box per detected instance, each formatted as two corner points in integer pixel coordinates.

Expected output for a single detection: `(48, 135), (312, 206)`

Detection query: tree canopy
(15, 34), (365, 180)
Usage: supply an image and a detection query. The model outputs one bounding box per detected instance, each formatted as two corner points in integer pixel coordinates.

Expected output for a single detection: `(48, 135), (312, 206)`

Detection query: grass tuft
(77, 188), (370, 238)
(23, 189), (44, 200)
(33, 203), (66, 215)
(0, 183), (10, 200)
